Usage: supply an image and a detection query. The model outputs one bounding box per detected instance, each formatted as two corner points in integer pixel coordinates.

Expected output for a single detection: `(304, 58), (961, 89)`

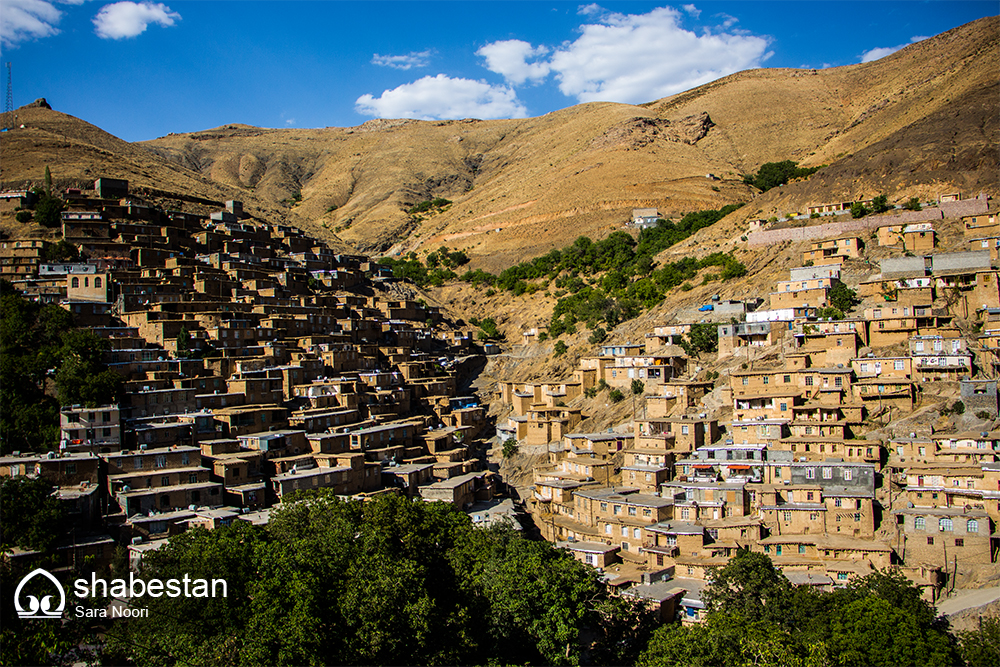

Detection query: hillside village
(1, 178), (518, 570)
(2, 170), (999, 626)
(0, 17), (998, 642)
(491, 194), (1000, 620)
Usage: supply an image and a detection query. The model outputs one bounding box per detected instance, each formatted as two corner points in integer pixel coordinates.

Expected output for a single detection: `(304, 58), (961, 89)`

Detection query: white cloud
(1, 0), (65, 47)
(682, 4), (701, 19)
(476, 40), (551, 85)
(355, 74), (528, 121)
(544, 6), (770, 104)
(93, 1), (180, 40)
(860, 35), (928, 63)
(577, 4), (603, 17)
(715, 13), (738, 29)
(371, 50), (433, 70)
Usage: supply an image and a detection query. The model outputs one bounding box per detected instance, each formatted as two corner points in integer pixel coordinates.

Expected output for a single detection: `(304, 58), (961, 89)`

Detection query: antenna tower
(3, 62), (11, 129)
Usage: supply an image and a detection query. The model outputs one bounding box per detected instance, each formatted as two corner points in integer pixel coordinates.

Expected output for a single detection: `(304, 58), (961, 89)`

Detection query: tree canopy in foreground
(103, 492), (654, 666)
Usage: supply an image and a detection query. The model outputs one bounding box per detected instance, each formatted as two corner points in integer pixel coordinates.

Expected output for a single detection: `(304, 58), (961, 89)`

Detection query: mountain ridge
(1, 16), (996, 270)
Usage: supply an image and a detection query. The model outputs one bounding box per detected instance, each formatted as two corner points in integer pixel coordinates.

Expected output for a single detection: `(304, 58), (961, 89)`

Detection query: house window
(927, 536), (934, 545)
(95, 277), (102, 288)
(156, 455), (167, 468)
(628, 506), (636, 516)
(822, 467), (832, 479)
(782, 511), (792, 522)
(806, 468), (815, 479)
(835, 498), (843, 508)
(799, 545), (806, 554)
(834, 377), (843, 388)
(600, 502), (607, 512)
(844, 469), (852, 481)
(806, 492), (814, 501)
(133, 456), (143, 470)
(894, 360), (905, 370)
(805, 376), (814, 386)
(968, 519), (979, 533)
(763, 376), (769, 385)
(742, 377), (749, 385)
(160, 476), (170, 486)
(939, 518), (953, 532)
(604, 525), (612, 535)
(784, 375), (791, 383)
(681, 425), (689, 435)
(955, 538), (964, 547)
(633, 528), (641, 539)
(837, 572), (848, 581)
(613, 505), (621, 515)
(71, 277), (79, 288)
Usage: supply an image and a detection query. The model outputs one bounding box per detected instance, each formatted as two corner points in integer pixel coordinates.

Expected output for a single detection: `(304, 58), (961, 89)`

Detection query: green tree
(554, 340), (568, 356)
(679, 322), (719, 357)
(743, 161), (821, 192)
(0, 477), (66, 551)
(476, 317), (500, 340)
(588, 326), (607, 345)
(15, 210), (32, 223)
(33, 194), (65, 228)
(42, 240), (79, 262)
(502, 438), (519, 459)
(609, 388), (625, 403)
(703, 549), (792, 622)
(871, 194), (891, 213)
(827, 597), (957, 666)
(54, 329), (123, 406)
(816, 306), (844, 320)
(631, 378), (644, 395)
(176, 326), (192, 358)
(44, 165), (53, 196)
(828, 282), (858, 313)
(850, 201), (869, 219)
(904, 197), (923, 211)
(958, 616), (1000, 667)
(106, 493), (624, 667)
(639, 612), (820, 667)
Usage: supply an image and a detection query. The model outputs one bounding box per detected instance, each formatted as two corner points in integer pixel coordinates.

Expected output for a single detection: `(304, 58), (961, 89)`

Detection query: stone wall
(747, 209), (943, 247)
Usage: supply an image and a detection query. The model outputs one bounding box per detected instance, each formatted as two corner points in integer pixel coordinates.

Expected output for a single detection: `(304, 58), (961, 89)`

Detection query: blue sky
(1, 1), (996, 142)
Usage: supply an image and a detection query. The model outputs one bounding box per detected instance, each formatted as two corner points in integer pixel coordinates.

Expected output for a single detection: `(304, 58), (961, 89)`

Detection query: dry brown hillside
(1, 16), (996, 270)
